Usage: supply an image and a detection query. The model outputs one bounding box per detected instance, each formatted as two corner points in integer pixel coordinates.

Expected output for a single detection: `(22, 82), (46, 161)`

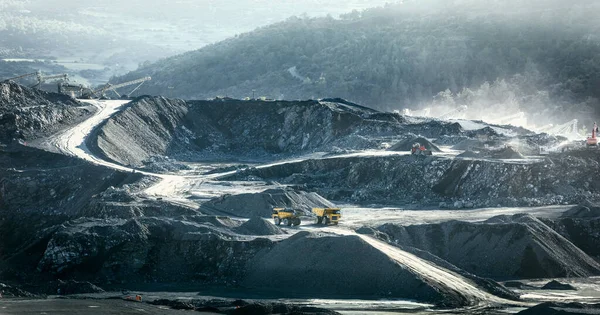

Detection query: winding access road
(33, 98), (526, 308)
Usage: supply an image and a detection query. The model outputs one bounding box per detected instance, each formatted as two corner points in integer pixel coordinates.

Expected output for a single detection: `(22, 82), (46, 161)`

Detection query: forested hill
(114, 0), (600, 125)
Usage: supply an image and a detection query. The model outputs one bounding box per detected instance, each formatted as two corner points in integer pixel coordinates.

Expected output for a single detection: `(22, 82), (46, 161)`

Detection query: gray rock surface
(0, 282), (37, 298)
(0, 82), (93, 144)
(235, 217), (285, 236)
(243, 231), (445, 303)
(200, 188), (334, 217)
(517, 302), (600, 315)
(225, 151), (600, 207)
(88, 96), (479, 166)
(562, 200), (600, 218)
(377, 214), (600, 278)
(55, 279), (105, 295)
(36, 216), (274, 284)
(541, 280), (577, 291)
(89, 96), (189, 167)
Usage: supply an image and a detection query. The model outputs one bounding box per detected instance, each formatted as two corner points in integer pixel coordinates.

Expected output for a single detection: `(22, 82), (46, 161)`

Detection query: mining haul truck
(411, 143), (433, 155)
(587, 122), (598, 147)
(313, 208), (342, 225)
(272, 207), (301, 226)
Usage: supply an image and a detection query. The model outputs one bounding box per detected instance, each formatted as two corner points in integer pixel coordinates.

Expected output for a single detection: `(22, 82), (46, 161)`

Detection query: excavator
(587, 122), (598, 147)
(411, 142), (433, 155)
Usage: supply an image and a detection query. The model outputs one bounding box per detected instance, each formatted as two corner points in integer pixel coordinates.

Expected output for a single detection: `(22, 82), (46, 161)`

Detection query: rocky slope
(0, 82), (94, 144)
(225, 149), (600, 207)
(243, 231), (515, 306)
(200, 188), (334, 217)
(36, 216), (274, 284)
(88, 96), (189, 167)
(244, 232), (443, 301)
(0, 146), (143, 282)
(376, 214), (600, 279)
(542, 201), (600, 261)
(89, 95), (511, 167)
(517, 302), (600, 315)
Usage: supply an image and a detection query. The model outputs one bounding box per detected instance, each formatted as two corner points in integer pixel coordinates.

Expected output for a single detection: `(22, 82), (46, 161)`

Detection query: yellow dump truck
(272, 207), (301, 226)
(312, 208), (341, 225)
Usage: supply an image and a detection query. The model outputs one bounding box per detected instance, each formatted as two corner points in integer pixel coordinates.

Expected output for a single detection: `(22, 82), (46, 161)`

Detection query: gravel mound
(200, 189), (334, 217)
(451, 138), (504, 151)
(466, 126), (500, 138)
(503, 281), (538, 290)
(0, 282), (37, 298)
(378, 214), (600, 278)
(489, 146), (525, 159)
(235, 217), (284, 236)
(388, 136), (441, 152)
(562, 200), (600, 218)
(456, 150), (481, 158)
(244, 231), (450, 304)
(544, 215), (600, 261)
(0, 82), (92, 144)
(56, 279), (105, 295)
(517, 302), (600, 315)
(541, 280), (577, 291)
(36, 217), (274, 282)
(455, 146), (525, 159)
(0, 81), (77, 108)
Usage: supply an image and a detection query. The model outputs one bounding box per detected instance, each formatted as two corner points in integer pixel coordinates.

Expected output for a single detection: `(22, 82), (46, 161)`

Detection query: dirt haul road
(32, 99), (199, 200)
(301, 225), (522, 307)
(30, 99), (457, 200)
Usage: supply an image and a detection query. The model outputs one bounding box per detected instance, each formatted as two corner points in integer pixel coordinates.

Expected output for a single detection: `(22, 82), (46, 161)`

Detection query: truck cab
(312, 208), (342, 225)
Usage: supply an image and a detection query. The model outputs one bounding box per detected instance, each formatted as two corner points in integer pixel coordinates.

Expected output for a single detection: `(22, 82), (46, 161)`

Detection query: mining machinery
(31, 72), (68, 89)
(81, 77), (151, 99)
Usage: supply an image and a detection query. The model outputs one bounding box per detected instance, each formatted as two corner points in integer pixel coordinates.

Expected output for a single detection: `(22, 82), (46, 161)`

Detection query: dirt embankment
(200, 188), (334, 217)
(88, 96), (472, 166)
(377, 214), (600, 279)
(0, 146), (143, 281)
(0, 82), (94, 144)
(517, 302), (600, 315)
(542, 201), (600, 261)
(0, 149), (277, 289)
(36, 216), (274, 284)
(88, 96), (189, 167)
(225, 151), (600, 207)
(244, 231), (450, 304)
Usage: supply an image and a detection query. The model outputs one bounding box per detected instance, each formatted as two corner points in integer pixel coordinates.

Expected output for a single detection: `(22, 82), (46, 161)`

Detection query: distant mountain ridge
(113, 0), (600, 126)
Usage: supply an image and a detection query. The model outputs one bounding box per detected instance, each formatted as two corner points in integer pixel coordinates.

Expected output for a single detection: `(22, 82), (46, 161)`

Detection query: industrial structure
(80, 76), (151, 99)
(2, 71), (151, 100)
(2, 70), (68, 89)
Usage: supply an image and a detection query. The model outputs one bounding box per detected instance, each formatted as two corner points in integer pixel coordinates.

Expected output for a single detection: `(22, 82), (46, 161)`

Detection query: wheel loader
(312, 208), (341, 225)
(272, 207), (301, 226)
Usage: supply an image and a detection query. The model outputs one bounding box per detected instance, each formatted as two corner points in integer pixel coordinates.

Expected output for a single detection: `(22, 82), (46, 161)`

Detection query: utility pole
(252, 89), (256, 100)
